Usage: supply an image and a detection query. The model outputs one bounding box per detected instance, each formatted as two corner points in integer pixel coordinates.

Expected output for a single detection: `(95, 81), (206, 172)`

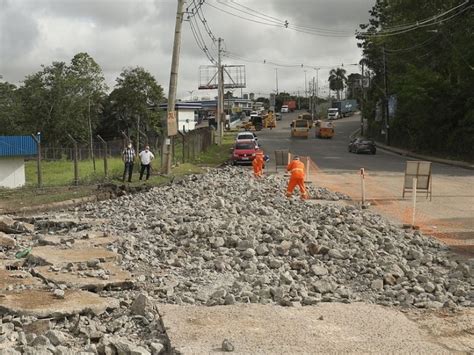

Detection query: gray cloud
(0, 0), (376, 98)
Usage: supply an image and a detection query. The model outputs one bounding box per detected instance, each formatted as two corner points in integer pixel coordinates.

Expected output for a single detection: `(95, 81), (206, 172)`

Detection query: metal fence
(28, 127), (215, 187)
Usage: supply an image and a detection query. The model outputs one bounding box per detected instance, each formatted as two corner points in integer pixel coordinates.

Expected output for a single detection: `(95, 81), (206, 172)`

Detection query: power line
(384, 34), (440, 53)
(359, 2), (472, 37)
(223, 50), (359, 70)
(206, 2), (283, 29)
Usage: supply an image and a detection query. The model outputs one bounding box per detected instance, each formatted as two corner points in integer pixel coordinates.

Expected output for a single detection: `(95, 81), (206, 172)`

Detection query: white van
(281, 105), (289, 113)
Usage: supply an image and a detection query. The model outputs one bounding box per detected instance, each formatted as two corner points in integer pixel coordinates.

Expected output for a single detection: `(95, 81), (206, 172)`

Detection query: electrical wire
(368, 0), (470, 33)
(204, 0), (471, 38)
(384, 34), (440, 53)
(223, 50), (358, 70)
(359, 3), (472, 37)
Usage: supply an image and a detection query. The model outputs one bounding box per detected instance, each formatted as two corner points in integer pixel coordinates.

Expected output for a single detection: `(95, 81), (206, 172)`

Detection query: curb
(375, 142), (474, 170)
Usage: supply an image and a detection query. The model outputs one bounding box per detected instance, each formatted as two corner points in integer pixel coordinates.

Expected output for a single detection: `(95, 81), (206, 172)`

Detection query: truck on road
(283, 100), (297, 112)
(328, 99), (358, 119)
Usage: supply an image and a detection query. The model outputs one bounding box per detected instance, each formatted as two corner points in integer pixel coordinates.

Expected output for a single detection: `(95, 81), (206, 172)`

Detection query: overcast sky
(0, 0), (375, 100)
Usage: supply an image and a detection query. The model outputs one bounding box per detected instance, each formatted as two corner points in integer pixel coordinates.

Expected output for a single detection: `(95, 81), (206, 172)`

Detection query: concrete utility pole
(361, 62), (365, 136)
(217, 37), (224, 145)
(164, 0), (185, 174)
(314, 68), (319, 118)
(275, 68), (279, 95)
(304, 70), (307, 98)
(382, 45), (390, 146)
(311, 77), (315, 120)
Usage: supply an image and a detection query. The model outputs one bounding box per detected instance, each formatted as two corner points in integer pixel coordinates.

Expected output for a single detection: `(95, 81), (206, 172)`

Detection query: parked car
(348, 138), (376, 154)
(236, 131), (258, 145)
(231, 141), (259, 165)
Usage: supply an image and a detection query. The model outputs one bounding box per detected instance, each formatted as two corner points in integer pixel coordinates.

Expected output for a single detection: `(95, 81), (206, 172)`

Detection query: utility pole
(360, 62), (365, 136)
(304, 70), (307, 98)
(164, 0), (185, 174)
(217, 37), (224, 145)
(314, 68), (319, 119)
(311, 77), (315, 120)
(275, 68), (279, 95)
(382, 45), (390, 146)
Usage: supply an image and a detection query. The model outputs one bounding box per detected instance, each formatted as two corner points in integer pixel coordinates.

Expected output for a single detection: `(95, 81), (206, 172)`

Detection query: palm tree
(328, 68), (347, 100)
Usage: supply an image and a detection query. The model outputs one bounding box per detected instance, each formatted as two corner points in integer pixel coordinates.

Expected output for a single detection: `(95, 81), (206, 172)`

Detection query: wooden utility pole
(217, 37), (224, 145)
(164, 0), (185, 174)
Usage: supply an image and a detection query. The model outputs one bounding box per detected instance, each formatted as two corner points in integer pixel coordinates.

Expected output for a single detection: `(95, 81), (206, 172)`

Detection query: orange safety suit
(252, 151), (264, 178)
(286, 159), (308, 199)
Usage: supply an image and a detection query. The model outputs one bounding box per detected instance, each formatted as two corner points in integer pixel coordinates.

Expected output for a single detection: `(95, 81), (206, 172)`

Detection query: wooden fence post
(31, 133), (42, 188)
(67, 134), (79, 186)
(96, 135), (108, 178)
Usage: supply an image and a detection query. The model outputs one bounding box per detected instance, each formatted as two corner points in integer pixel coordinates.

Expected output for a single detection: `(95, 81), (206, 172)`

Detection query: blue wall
(0, 136), (37, 157)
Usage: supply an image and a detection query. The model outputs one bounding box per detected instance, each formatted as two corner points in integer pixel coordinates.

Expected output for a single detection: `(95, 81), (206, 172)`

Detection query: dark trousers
(123, 162), (134, 182)
(139, 164), (151, 180)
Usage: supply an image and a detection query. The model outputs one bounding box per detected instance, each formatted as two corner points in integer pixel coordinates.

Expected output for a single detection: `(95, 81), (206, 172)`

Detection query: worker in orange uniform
(252, 150), (265, 178)
(286, 156), (309, 199)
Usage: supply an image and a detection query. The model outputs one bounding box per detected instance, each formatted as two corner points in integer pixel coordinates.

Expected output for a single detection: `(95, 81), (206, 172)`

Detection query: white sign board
(402, 161), (432, 200)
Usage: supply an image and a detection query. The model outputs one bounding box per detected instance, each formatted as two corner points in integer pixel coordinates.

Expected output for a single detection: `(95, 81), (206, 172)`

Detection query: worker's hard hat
(293, 155), (300, 160)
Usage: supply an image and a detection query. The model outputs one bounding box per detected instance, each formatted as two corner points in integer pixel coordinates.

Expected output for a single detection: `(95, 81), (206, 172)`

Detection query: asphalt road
(257, 110), (472, 177)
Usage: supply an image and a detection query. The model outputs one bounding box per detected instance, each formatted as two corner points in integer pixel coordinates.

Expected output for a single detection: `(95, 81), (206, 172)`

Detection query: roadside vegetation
(357, 0), (473, 161)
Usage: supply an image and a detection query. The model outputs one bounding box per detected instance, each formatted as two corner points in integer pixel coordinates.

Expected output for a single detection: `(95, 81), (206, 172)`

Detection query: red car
(231, 141), (258, 165)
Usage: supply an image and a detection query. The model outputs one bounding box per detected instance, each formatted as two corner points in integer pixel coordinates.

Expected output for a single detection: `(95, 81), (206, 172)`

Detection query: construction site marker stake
(412, 177), (417, 228)
(360, 168), (366, 206)
(305, 157), (310, 183)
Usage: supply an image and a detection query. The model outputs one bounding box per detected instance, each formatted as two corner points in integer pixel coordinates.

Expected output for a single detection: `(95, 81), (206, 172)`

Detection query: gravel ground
(84, 167), (472, 309)
(1, 167), (471, 354)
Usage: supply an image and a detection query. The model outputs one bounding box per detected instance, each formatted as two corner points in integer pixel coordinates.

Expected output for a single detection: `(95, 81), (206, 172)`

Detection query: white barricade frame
(402, 160), (432, 201)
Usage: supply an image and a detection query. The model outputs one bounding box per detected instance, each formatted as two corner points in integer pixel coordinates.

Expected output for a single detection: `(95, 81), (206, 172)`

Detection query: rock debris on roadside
(0, 167), (472, 354)
(83, 167), (472, 310)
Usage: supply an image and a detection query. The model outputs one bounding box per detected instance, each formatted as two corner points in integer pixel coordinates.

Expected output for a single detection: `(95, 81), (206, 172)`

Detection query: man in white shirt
(138, 145), (155, 180)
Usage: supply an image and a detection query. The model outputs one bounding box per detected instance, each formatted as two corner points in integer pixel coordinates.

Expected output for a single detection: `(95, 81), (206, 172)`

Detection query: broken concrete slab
(36, 232), (117, 248)
(0, 268), (43, 290)
(0, 232), (16, 248)
(0, 289), (119, 318)
(0, 216), (34, 234)
(33, 262), (133, 291)
(27, 246), (120, 266)
(159, 303), (448, 354)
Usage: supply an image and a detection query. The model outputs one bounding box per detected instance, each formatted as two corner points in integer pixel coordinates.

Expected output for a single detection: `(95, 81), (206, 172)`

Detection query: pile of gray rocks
(81, 167), (472, 309)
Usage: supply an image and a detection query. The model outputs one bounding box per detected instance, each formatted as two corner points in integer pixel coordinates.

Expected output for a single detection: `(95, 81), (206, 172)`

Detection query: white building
(0, 136), (38, 189)
(161, 102), (201, 132)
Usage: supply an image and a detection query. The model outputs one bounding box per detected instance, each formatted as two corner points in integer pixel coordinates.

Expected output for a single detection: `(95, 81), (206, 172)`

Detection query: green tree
(357, 0), (474, 160)
(347, 73), (363, 101)
(328, 68), (347, 100)
(99, 67), (164, 143)
(16, 53), (107, 145)
(0, 80), (22, 135)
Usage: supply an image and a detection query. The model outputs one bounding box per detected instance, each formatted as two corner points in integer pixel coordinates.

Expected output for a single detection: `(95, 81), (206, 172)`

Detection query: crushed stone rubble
(0, 167), (472, 354)
(87, 167), (472, 310)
